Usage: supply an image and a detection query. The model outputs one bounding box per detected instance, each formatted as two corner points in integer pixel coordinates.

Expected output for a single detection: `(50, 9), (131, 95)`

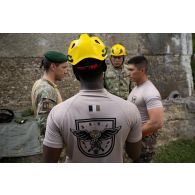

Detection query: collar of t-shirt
(136, 80), (150, 88)
(79, 88), (108, 97)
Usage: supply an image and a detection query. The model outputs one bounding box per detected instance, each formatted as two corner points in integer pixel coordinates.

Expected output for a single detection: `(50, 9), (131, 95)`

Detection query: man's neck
(42, 72), (56, 85)
(137, 76), (148, 86)
(80, 75), (104, 90)
(112, 64), (123, 70)
(80, 81), (104, 90)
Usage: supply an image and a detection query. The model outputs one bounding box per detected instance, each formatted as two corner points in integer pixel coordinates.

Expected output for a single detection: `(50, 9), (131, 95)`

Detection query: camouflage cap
(44, 51), (67, 63)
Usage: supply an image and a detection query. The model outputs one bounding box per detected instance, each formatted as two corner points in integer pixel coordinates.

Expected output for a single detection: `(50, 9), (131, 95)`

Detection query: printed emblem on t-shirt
(71, 118), (121, 158)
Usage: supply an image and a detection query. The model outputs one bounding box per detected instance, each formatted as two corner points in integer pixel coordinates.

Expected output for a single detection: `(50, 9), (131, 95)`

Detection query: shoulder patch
(38, 98), (56, 114)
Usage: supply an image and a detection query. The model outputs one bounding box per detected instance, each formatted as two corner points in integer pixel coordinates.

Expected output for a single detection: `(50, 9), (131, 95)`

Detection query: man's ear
(140, 67), (145, 73)
(50, 63), (57, 71)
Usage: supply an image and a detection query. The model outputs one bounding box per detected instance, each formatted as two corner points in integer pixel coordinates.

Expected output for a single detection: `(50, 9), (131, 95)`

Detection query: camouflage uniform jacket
(104, 63), (131, 100)
(31, 79), (62, 135)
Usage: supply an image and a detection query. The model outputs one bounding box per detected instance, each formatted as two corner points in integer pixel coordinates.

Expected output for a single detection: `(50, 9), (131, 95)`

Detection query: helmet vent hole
(71, 43), (75, 48)
(95, 39), (100, 44)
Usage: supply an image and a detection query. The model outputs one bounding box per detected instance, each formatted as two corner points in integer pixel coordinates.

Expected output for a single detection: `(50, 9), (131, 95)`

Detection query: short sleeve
(146, 98), (163, 110)
(144, 89), (163, 110)
(43, 109), (64, 148)
(36, 96), (57, 133)
(35, 86), (57, 129)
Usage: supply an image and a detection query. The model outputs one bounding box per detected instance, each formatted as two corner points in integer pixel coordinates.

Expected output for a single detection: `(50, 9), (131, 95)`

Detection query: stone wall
(157, 97), (195, 146)
(0, 57), (80, 110)
(0, 33), (193, 110)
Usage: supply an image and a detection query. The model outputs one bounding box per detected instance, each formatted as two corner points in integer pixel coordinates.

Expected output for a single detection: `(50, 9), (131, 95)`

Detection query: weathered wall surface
(157, 97), (195, 146)
(0, 57), (79, 110)
(0, 33), (193, 110)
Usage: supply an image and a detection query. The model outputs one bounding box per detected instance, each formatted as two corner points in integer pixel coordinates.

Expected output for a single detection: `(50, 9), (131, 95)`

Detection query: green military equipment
(0, 111), (42, 158)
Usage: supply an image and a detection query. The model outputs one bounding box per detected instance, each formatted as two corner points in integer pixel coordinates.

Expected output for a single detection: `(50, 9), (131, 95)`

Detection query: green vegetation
(153, 138), (195, 163)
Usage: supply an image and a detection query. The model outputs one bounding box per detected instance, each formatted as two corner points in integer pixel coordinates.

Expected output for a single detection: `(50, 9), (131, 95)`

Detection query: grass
(153, 138), (195, 163)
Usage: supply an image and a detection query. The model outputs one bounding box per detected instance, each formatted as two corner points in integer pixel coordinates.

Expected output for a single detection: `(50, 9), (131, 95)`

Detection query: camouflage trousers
(136, 132), (158, 163)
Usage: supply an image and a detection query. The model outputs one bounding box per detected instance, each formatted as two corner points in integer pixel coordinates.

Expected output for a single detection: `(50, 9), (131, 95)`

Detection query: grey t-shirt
(43, 89), (142, 163)
(127, 80), (163, 124)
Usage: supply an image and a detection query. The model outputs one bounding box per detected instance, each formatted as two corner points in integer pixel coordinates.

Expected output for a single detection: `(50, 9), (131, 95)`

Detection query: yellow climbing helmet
(68, 34), (107, 65)
(110, 44), (126, 56)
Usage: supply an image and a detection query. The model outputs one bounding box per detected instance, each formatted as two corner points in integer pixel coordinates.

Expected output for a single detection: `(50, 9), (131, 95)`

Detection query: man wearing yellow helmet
(43, 34), (142, 163)
(104, 44), (131, 100)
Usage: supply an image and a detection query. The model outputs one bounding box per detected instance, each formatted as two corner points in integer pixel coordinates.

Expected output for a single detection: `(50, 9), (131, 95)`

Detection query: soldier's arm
(37, 97), (57, 134)
(43, 145), (62, 163)
(43, 108), (64, 163)
(142, 107), (164, 137)
(125, 140), (142, 161)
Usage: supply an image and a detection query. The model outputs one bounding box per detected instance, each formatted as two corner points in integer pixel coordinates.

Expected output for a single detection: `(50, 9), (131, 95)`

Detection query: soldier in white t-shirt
(43, 34), (142, 163)
(127, 56), (164, 162)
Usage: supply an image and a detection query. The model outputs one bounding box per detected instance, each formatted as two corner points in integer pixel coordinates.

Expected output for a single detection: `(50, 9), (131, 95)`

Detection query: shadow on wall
(191, 33), (195, 89)
(191, 55), (195, 89)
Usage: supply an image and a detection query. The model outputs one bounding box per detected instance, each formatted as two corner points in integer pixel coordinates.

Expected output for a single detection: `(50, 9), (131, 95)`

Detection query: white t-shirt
(43, 88), (142, 163)
(128, 80), (163, 124)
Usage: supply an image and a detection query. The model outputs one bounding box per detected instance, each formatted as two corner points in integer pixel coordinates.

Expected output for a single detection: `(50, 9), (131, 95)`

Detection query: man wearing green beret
(31, 51), (69, 135)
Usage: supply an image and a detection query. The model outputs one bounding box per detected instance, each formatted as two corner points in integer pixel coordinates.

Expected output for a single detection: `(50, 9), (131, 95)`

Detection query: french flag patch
(89, 105), (100, 112)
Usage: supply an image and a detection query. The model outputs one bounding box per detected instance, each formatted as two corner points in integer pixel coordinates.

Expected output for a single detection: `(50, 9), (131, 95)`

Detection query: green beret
(44, 51), (67, 63)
